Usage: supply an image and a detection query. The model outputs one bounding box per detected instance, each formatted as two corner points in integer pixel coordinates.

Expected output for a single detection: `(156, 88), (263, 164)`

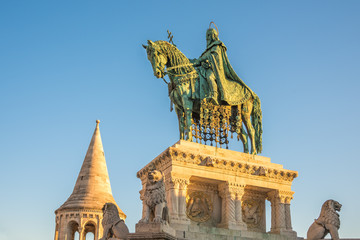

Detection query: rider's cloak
(197, 40), (255, 105)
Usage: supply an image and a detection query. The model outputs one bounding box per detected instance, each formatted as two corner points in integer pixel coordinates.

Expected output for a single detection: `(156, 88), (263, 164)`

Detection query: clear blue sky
(1, 0), (360, 239)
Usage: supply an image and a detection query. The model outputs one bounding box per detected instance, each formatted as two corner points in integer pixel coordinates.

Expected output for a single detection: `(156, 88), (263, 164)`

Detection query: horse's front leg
(184, 106), (193, 141)
(175, 106), (185, 140)
(182, 97), (194, 141)
(172, 88), (185, 140)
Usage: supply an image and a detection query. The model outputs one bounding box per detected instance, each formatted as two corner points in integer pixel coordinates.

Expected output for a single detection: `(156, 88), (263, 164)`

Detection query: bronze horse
(143, 40), (262, 154)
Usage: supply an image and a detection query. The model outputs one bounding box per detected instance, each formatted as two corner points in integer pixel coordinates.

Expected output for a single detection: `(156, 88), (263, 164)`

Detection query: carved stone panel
(242, 200), (263, 227)
(242, 189), (267, 232)
(186, 191), (213, 223)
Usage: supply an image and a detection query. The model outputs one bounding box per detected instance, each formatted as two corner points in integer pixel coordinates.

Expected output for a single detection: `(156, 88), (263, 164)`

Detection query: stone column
(54, 215), (61, 240)
(285, 201), (292, 231)
(267, 190), (286, 233)
(277, 201), (286, 231)
(54, 228), (59, 240)
(234, 186), (247, 230)
(234, 193), (242, 223)
(57, 216), (64, 240)
(218, 182), (245, 230)
(63, 219), (71, 240)
(78, 226), (84, 240)
(165, 177), (180, 221)
(96, 215), (101, 240)
(178, 178), (190, 222)
(267, 190), (296, 237)
(94, 224), (99, 240)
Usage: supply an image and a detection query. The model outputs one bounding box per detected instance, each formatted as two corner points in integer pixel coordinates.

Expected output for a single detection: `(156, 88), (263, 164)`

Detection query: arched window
(67, 220), (80, 240)
(82, 221), (96, 240)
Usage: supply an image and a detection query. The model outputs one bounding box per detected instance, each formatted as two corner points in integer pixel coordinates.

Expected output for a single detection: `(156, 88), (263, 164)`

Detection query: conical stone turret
(54, 120), (125, 240)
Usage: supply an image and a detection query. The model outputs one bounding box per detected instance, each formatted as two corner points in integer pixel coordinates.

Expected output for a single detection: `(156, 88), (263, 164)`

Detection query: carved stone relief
(186, 191), (213, 222)
(242, 199), (263, 227)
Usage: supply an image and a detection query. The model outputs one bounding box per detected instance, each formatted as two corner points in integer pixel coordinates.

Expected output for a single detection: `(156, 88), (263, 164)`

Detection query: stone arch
(67, 220), (80, 240)
(82, 220), (97, 240)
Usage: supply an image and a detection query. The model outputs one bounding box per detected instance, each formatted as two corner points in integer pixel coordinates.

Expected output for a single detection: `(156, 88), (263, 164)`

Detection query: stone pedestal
(129, 223), (176, 240)
(136, 141), (299, 240)
(128, 232), (177, 240)
(135, 223), (176, 236)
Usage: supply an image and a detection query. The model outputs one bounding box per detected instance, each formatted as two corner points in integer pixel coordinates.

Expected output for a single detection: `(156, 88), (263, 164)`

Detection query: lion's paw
(139, 218), (149, 223)
(153, 216), (163, 223)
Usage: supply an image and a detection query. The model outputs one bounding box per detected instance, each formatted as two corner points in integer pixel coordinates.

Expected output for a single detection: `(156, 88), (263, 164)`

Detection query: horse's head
(143, 40), (167, 78)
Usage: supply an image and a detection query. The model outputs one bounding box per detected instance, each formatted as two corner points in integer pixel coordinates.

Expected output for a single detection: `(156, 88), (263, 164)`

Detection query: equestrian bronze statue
(143, 24), (263, 154)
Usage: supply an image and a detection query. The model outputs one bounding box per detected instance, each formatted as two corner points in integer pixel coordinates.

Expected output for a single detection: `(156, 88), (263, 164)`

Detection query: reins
(166, 63), (194, 71)
(162, 63), (197, 83)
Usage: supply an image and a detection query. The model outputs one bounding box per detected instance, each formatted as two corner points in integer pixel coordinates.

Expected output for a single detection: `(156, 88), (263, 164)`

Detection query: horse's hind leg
(242, 100), (256, 154)
(233, 105), (249, 153)
(238, 127), (249, 153)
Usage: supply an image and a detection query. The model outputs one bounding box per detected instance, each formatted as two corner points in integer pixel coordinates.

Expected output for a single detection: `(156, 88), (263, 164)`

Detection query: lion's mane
(102, 203), (121, 227)
(144, 170), (166, 208)
(315, 199), (341, 229)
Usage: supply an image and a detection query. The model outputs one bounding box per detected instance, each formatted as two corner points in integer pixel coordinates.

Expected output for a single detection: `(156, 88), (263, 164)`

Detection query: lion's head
(102, 203), (121, 226)
(321, 199), (342, 213)
(148, 170), (164, 184)
(317, 199), (342, 229)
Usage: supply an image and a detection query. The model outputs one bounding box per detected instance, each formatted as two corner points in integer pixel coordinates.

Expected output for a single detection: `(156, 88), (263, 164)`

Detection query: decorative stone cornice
(137, 147), (298, 183)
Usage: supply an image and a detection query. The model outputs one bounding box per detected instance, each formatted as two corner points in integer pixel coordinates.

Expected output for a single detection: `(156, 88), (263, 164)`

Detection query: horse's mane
(155, 40), (195, 75)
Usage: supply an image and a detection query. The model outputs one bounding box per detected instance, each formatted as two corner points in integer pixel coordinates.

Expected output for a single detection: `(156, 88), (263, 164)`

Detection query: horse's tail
(251, 94), (263, 154)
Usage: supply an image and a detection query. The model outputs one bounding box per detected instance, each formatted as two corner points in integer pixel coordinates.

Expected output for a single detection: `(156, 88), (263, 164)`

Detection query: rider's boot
(209, 91), (219, 105)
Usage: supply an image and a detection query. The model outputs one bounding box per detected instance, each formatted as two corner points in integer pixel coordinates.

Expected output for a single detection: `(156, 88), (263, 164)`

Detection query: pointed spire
(57, 120), (125, 219)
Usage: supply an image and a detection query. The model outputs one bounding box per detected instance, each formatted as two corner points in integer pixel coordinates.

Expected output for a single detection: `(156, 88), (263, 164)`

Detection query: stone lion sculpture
(139, 169), (169, 224)
(99, 203), (129, 240)
(307, 199), (342, 240)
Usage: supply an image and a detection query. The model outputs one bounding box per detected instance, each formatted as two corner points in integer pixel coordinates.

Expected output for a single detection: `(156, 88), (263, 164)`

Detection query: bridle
(150, 49), (196, 84)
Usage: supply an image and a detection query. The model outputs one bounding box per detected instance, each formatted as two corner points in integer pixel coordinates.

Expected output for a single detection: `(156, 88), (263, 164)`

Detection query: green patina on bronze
(143, 24), (263, 154)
